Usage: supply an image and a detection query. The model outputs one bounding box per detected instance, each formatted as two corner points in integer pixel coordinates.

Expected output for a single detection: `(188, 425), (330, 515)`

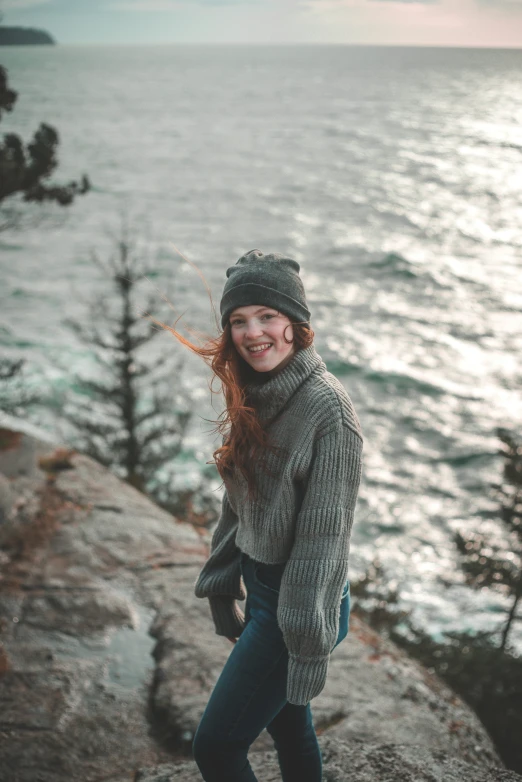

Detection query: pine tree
(454, 426), (522, 653)
(0, 65), (90, 230)
(0, 358), (39, 419)
(351, 427), (522, 771)
(62, 225), (191, 494)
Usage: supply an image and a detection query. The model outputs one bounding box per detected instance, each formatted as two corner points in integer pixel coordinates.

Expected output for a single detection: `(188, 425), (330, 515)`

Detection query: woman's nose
(245, 319), (263, 338)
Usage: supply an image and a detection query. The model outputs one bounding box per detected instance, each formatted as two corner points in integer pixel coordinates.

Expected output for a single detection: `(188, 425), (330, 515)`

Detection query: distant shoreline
(0, 37), (521, 49)
(0, 26), (56, 46)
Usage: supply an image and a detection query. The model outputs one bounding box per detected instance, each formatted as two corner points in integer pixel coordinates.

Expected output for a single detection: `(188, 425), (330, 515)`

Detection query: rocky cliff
(0, 423), (520, 782)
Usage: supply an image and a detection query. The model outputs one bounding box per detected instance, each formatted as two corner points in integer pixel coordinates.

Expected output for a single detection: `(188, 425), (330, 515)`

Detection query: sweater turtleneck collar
(244, 343), (326, 423)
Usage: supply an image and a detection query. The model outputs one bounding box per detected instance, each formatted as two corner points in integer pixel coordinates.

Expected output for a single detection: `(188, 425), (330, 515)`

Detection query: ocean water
(1, 44), (522, 651)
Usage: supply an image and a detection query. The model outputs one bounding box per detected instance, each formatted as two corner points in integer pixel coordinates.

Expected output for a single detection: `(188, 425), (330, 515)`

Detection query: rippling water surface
(1, 44), (521, 649)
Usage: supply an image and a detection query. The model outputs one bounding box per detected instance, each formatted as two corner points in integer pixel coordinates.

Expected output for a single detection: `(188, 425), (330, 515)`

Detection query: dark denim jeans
(192, 551), (350, 782)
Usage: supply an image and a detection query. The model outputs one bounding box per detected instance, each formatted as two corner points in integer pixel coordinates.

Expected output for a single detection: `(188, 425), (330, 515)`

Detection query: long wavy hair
(145, 257), (314, 499)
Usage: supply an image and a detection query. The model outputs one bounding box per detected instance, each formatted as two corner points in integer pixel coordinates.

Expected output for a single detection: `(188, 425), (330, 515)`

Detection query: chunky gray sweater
(194, 344), (364, 705)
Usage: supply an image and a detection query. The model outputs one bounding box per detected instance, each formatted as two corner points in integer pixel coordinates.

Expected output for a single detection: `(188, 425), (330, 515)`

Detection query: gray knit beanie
(220, 249), (311, 330)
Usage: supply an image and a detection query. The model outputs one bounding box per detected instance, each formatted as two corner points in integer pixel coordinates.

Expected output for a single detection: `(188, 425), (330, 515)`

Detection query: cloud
(474, 0), (522, 14)
(300, 0), (439, 8)
(108, 0), (261, 8)
(366, 0), (438, 3)
(2, 0), (53, 8)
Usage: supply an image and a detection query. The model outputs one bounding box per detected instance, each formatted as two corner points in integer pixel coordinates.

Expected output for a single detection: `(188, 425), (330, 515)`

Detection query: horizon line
(2, 41), (521, 50)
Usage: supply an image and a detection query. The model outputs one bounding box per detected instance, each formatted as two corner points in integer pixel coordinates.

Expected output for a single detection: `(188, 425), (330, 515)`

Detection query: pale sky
(1, 0), (522, 47)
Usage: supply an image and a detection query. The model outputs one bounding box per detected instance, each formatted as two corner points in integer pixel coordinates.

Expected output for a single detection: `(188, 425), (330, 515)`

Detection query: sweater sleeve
(194, 489), (247, 639)
(277, 422), (363, 705)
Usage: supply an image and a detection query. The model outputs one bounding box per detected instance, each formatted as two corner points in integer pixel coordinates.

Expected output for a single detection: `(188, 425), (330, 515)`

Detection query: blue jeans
(192, 551), (351, 782)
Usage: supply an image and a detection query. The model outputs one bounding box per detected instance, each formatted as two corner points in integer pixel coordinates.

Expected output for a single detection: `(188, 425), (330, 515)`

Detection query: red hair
(145, 260), (314, 499)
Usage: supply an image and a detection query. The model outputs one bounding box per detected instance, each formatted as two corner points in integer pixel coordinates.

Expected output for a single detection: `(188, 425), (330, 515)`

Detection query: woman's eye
(231, 314), (274, 325)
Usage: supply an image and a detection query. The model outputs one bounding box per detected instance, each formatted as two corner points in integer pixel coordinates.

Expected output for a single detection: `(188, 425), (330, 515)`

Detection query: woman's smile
(247, 342), (272, 356)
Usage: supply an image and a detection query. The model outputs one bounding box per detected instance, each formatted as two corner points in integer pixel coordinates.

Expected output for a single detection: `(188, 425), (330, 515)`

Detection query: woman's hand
(227, 607), (245, 644)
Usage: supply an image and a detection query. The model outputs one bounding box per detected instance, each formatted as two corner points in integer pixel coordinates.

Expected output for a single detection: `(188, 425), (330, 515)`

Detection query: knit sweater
(194, 343), (364, 705)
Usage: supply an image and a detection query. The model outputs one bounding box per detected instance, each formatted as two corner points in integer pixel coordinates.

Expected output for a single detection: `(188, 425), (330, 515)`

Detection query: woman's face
(229, 305), (295, 374)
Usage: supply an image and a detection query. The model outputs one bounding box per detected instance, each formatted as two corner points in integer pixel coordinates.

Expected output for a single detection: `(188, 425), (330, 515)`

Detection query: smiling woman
(229, 305), (297, 377)
(151, 248), (363, 782)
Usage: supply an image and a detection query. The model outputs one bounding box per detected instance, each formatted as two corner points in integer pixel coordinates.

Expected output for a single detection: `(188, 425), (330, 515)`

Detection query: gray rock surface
(0, 430), (207, 781)
(137, 737), (522, 782)
(149, 591), (504, 764)
(0, 427), (521, 782)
